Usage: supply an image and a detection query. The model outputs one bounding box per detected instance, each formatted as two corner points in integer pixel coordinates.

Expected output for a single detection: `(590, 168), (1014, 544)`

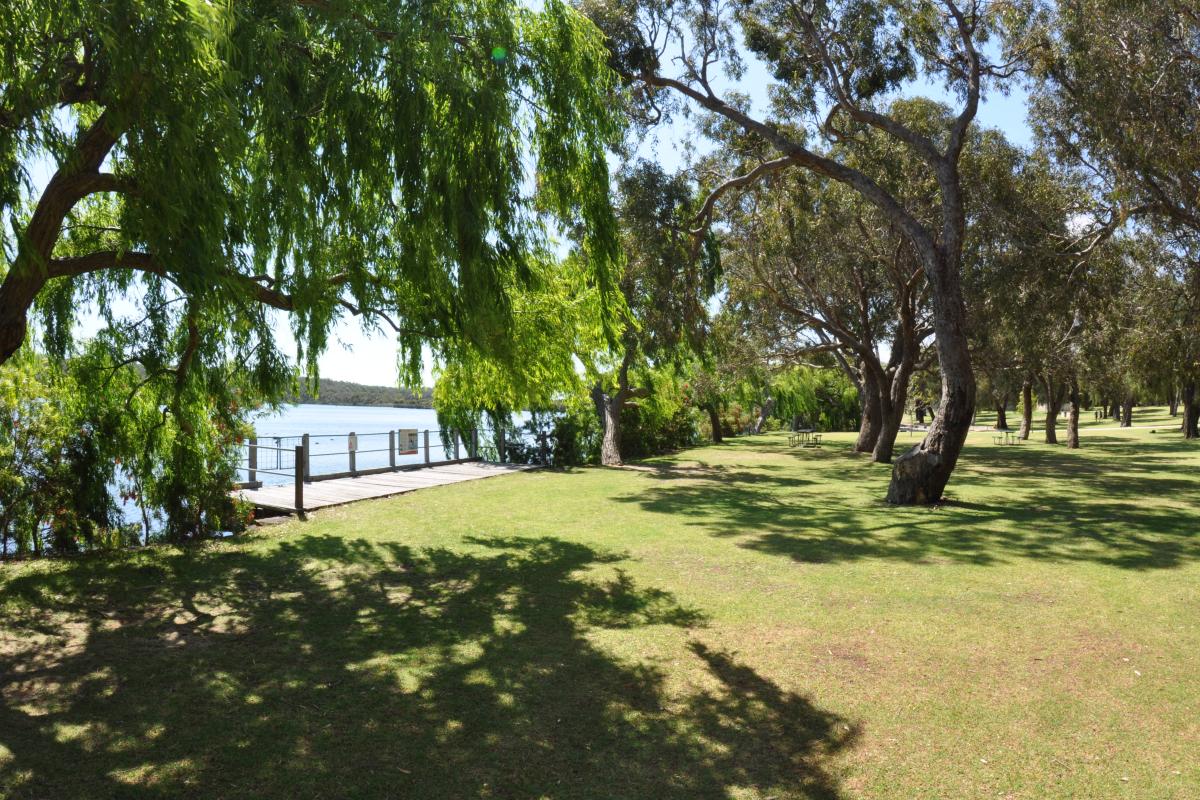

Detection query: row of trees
(572, 0), (1199, 500)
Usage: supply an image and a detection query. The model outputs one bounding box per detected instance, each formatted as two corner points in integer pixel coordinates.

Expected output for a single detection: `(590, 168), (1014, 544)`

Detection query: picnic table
(991, 430), (1022, 446)
(789, 429), (822, 448)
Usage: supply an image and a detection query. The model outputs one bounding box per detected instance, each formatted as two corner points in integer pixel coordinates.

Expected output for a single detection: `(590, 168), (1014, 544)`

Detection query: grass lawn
(2, 411), (1198, 799)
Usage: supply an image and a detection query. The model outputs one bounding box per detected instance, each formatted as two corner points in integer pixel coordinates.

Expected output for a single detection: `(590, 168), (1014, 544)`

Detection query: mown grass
(2, 411), (1198, 799)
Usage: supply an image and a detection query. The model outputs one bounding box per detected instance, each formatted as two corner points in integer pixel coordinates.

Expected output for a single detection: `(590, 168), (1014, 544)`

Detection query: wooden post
(302, 433), (311, 482)
(453, 430), (460, 460)
(349, 431), (357, 476)
(248, 436), (257, 483)
(424, 429), (431, 464)
(471, 428), (479, 458)
(294, 445), (305, 519)
(389, 430), (396, 468)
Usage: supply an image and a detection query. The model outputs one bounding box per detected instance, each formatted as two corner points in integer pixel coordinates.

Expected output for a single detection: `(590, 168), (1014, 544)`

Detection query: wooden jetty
(234, 426), (530, 517)
(238, 460), (535, 515)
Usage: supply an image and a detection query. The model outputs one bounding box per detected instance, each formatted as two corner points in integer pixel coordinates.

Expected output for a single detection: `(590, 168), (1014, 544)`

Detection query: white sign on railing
(348, 433), (358, 451)
(399, 429), (418, 455)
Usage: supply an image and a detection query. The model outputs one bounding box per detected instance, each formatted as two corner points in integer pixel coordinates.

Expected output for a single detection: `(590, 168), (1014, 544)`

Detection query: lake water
(244, 404), (464, 486)
(253, 404), (441, 438)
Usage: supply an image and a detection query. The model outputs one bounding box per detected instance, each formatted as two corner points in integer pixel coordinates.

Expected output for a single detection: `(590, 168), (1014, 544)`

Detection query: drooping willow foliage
(771, 367), (861, 433)
(0, 0), (622, 543)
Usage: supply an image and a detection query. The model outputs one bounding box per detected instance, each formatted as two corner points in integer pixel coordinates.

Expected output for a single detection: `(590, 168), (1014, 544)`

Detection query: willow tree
(0, 0), (619, 383)
(0, 0), (620, 538)
(431, 250), (611, 457)
(581, 0), (1024, 503)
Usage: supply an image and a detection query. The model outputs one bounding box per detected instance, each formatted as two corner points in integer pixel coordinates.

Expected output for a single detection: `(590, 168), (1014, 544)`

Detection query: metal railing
(236, 426), (507, 514)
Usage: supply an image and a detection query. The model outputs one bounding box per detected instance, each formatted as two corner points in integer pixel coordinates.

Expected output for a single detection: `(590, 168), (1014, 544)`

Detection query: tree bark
(995, 403), (1008, 430)
(1067, 378), (1081, 449)
(1019, 378), (1033, 440)
(0, 113), (121, 366)
(873, 398), (905, 464)
(708, 406), (723, 443)
(855, 368), (882, 453)
(1183, 382), (1199, 439)
(1121, 394), (1134, 427)
(872, 353), (914, 465)
(887, 253), (975, 504)
(753, 397), (775, 434)
(592, 385), (624, 466)
(1043, 378), (1063, 445)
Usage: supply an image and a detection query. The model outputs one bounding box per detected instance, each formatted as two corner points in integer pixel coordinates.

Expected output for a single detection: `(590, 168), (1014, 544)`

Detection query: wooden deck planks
(237, 461), (536, 512)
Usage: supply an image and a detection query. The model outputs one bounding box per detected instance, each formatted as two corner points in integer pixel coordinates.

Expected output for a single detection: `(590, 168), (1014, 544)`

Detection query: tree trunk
(753, 397), (774, 434)
(1169, 390), (1179, 417)
(0, 273), (41, 366)
(1067, 378), (1081, 449)
(1019, 378), (1033, 440)
(855, 369), (882, 453)
(873, 398), (905, 464)
(887, 255), (974, 505)
(1184, 382), (1199, 440)
(1121, 394), (1133, 427)
(995, 403), (1008, 430)
(1043, 378), (1061, 445)
(708, 406), (723, 444)
(873, 357), (914, 465)
(592, 384), (624, 466)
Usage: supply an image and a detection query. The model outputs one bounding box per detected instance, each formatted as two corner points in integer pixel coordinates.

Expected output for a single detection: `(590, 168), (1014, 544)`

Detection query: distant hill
(289, 377), (434, 408)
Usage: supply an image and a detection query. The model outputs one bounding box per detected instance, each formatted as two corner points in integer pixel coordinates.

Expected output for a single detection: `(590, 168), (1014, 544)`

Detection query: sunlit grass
(2, 409), (1198, 798)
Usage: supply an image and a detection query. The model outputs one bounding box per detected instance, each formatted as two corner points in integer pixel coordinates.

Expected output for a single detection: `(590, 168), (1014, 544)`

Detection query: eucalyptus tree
(720, 110), (938, 464)
(961, 143), (1084, 445)
(1026, 0), (1200, 429)
(580, 0), (1027, 502)
(1109, 234), (1200, 439)
(1027, 0), (1200, 237)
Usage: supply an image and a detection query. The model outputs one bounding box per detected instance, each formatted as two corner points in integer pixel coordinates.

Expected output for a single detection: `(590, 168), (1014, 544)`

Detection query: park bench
(803, 433), (822, 448)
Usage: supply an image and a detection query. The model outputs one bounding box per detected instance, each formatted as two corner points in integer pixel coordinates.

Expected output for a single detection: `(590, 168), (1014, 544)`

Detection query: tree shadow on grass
(617, 441), (1200, 570)
(0, 534), (855, 799)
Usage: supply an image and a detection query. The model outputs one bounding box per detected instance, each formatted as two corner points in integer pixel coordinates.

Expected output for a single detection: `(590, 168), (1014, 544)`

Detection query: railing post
(424, 429), (431, 464)
(294, 445), (305, 519)
(498, 427), (505, 463)
(302, 433), (311, 482)
(248, 436), (257, 483)
(453, 430), (460, 461)
(389, 430), (396, 468)
(471, 428), (479, 459)
(349, 431), (357, 476)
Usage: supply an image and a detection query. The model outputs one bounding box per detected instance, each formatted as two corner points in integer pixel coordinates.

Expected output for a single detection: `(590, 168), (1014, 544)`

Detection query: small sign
(348, 433), (358, 452)
(399, 429), (419, 455)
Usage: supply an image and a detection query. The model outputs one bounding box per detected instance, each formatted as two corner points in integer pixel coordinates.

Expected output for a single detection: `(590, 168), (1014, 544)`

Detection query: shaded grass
(2, 413), (1198, 798)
